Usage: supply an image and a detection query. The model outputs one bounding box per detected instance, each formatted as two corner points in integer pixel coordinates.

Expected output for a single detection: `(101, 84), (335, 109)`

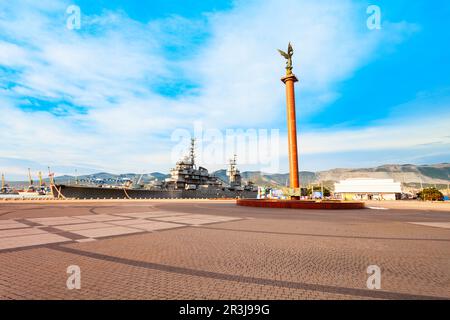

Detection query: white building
(334, 178), (402, 201)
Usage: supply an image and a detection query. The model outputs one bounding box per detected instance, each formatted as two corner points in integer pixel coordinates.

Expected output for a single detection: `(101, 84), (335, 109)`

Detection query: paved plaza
(0, 200), (449, 299)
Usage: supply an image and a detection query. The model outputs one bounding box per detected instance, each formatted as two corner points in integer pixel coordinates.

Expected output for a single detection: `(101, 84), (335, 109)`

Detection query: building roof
(334, 178), (401, 193)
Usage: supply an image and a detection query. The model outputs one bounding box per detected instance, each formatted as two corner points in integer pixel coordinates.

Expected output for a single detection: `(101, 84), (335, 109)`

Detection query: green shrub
(417, 187), (444, 201)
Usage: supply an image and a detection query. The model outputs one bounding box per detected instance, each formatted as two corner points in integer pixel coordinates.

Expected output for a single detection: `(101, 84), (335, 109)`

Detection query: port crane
(27, 168), (34, 186)
(38, 171), (44, 187)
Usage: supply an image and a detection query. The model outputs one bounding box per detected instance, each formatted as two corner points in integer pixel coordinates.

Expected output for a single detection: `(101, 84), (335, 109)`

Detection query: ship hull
(51, 184), (257, 200)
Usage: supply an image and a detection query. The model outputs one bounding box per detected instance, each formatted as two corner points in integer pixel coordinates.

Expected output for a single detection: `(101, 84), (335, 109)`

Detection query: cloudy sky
(0, 0), (449, 179)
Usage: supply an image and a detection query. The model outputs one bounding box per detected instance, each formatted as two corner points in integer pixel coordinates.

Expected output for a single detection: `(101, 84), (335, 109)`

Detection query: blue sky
(0, 0), (449, 179)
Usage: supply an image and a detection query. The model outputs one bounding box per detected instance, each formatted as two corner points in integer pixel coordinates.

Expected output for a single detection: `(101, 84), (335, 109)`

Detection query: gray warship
(51, 140), (257, 199)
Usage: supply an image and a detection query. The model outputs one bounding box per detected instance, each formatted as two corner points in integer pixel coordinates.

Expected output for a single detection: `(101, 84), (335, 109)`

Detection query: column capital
(281, 73), (299, 84)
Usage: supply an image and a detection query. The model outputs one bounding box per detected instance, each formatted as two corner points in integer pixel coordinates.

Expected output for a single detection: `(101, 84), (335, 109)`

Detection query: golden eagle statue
(278, 42), (294, 75)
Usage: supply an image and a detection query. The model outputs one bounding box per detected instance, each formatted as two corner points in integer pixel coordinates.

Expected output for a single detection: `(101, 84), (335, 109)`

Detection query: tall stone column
(281, 73), (300, 199)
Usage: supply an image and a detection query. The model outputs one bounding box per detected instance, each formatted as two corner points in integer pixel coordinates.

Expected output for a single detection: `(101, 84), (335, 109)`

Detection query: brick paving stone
(151, 216), (189, 222)
(165, 218), (216, 225)
(108, 219), (150, 226)
(0, 233), (71, 250)
(0, 220), (23, 225)
(27, 217), (89, 226)
(73, 215), (130, 222)
(115, 212), (187, 218)
(68, 226), (144, 238)
(0, 200), (449, 300)
(0, 227), (47, 238)
(128, 222), (184, 231)
(54, 222), (114, 232)
(0, 222), (31, 230)
(409, 222), (450, 229)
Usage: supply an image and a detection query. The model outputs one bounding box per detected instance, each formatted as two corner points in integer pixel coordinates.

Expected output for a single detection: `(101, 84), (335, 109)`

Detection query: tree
(417, 187), (444, 201)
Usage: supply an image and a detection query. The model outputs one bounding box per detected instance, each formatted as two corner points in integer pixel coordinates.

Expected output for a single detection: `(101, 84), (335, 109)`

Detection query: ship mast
(227, 154), (240, 187)
(228, 154), (237, 177)
(1, 173), (5, 190)
(48, 167), (55, 186)
(190, 138), (196, 169)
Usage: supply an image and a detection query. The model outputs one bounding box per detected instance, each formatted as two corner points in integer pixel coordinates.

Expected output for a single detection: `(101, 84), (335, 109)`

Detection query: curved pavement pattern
(0, 200), (449, 300)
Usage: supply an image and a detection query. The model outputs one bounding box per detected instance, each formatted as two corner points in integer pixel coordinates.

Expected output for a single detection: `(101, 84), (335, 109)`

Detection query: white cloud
(297, 117), (450, 155)
(188, 0), (418, 125)
(0, 0), (431, 178)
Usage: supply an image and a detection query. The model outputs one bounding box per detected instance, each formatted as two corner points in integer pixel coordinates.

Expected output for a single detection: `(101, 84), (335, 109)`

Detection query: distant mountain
(212, 169), (228, 183)
(213, 163), (449, 189)
(14, 172), (170, 187)
(63, 172), (171, 184)
(212, 169), (316, 186)
(240, 171), (317, 186)
(149, 172), (171, 180)
(7, 163), (449, 188)
(316, 163), (450, 184)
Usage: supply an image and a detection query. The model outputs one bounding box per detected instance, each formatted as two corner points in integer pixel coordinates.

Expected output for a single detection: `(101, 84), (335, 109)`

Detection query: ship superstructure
(227, 154), (242, 190)
(166, 139), (223, 190)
